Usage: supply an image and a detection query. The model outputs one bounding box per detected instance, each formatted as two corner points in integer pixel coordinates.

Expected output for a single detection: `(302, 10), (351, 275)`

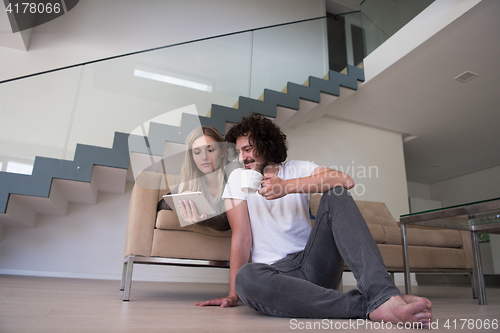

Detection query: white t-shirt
(222, 160), (319, 264)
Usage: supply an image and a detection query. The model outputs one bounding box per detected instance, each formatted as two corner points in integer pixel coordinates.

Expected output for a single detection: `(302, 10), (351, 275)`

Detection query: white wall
(0, 183), (133, 280)
(408, 197), (442, 214)
(407, 181), (442, 213)
(407, 180), (431, 199)
(429, 165), (500, 207)
(285, 116), (409, 220)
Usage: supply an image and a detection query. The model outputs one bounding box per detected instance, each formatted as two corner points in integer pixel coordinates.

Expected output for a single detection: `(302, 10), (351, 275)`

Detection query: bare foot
(403, 295), (432, 311)
(369, 295), (432, 329)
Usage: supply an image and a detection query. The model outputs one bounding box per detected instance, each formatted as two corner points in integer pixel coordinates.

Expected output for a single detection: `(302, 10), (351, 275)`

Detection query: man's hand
(195, 294), (238, 308)
(258, 173), (288, 200)
(258, 167), (355, 198)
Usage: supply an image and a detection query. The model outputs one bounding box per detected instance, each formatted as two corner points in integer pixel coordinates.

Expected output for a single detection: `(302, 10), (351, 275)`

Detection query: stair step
(1, 196), (37, 228)
(52, 178), (98, 205)
(10, 181), (69, 216)
(278, 98), (325, 130)
(278, 66), (365, 130)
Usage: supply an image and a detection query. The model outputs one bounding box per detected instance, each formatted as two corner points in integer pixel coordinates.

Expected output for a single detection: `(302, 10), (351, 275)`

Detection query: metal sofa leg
(123, 255), (135, 301)
(120, 260), (127, 291)
(470, 272), (477, 299)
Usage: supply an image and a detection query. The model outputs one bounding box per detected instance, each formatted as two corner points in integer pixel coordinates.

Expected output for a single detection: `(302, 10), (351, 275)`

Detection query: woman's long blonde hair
(178, 126), (227, 203)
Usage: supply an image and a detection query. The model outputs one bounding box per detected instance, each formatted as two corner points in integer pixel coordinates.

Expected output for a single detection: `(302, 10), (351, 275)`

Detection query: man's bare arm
(259, 166), (354, 200)
(195, 198), (252, 307)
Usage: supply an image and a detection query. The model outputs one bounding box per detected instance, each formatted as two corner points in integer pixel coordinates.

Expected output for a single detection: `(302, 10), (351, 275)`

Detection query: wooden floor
(1, 275), (499, 333)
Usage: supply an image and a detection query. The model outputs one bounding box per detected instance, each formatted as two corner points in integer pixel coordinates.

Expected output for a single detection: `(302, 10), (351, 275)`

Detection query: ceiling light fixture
(454, 71), (478, 83)
(134, 69), (213, 92)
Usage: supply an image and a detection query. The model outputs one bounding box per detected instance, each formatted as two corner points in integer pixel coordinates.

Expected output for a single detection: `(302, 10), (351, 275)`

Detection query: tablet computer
(163, 192), (216, 227)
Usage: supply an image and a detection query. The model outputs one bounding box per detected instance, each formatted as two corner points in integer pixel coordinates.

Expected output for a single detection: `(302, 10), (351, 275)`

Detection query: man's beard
(243, 159), (268, 174)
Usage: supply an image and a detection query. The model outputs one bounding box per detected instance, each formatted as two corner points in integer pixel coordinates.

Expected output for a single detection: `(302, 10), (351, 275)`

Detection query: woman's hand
(178, 199), (207, 224)
(195, 294), (238, 308)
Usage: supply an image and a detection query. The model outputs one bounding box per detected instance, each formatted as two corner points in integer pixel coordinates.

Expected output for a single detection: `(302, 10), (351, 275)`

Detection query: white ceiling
(325, 0), (500, 184)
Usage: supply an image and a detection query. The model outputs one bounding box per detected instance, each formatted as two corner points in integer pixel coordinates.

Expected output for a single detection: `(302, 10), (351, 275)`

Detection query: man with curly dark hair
(195, 114), (432, 328)
(224, 113), (288, 167)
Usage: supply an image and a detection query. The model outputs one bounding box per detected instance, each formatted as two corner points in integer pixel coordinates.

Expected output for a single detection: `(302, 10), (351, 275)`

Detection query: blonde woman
(157, 126), (231, 231)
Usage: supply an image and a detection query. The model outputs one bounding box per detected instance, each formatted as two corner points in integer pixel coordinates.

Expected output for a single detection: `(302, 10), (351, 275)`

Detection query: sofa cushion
(309, 194), (322, 219)
(378, 244), (468, 270)
(356, 201), (397, 226)
(309, 195), (387, 243)
(367, 224), (386, 243)
(152, 229), (231, 261)
(310, 196), (396, 227)
(156, 210), (232, 237)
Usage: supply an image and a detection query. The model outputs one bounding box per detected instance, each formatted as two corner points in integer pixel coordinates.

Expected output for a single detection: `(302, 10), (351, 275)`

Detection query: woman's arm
(156, 186), (179, 212)
(195, 198), (252, 307)
(196, 212), (230, 231)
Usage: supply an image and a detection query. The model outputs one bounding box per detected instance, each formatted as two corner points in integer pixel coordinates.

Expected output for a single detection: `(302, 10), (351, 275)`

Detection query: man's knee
(235, 263), (264, 298)
(320, 186), (353, 207)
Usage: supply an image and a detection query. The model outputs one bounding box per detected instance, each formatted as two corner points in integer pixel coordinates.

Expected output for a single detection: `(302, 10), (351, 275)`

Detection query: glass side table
(400, 198), (500, 305)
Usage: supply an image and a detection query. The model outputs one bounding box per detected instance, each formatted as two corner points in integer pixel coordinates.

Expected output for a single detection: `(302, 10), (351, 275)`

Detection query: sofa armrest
(123, 172), (163, 257)
(404, 225), (474, 270)
(459, 230), (474, 270)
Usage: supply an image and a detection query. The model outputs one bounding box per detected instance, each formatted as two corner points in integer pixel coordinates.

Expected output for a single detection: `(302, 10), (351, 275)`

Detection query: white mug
(241, 169), (263, 194)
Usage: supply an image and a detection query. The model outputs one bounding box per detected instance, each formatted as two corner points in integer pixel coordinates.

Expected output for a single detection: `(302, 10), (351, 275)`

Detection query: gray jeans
(235, 187), (401, 319)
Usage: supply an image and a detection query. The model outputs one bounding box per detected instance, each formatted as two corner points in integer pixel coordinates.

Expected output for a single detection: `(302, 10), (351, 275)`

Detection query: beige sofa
(121, 172), (474, 301)
(309, 197), (473, 273)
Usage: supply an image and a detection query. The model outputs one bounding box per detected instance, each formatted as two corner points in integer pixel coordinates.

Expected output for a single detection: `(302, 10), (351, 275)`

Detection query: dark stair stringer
(0, 132), (130, 215)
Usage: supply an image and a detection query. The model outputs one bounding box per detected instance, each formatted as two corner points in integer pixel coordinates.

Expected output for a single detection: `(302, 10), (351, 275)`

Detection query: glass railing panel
(251, 18), (328, 99)
(361, 0), (435, 56)
(64, 32), (252, 159)
(0, 67), (81, 174)
(326, 11), (364, 72)
(1, 17), (332, 173)
(360, 11), (390, 57)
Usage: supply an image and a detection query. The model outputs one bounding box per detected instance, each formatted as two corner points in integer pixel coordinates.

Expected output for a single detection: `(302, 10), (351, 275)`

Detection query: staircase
(0, 65), (364, 240)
